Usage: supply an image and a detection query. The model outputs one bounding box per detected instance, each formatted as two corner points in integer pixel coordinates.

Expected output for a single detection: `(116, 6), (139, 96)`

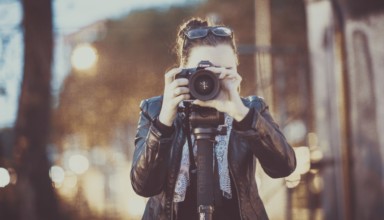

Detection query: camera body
(175, 60), (220, 101)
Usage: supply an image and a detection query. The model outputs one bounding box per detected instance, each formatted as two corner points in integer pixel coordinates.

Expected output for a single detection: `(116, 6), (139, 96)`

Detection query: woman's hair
(175, 17), (237, 66)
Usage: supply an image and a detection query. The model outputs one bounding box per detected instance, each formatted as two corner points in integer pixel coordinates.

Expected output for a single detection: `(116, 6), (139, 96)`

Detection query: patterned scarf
(173, 114), (233, 202)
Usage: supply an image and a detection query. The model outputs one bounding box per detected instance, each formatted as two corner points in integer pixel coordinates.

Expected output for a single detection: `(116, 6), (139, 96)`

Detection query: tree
(12, 0), (61, 219)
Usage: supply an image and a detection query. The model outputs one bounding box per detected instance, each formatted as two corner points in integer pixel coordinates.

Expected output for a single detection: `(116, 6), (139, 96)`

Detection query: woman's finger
(192, 99), (215, 108)
(219, 71), (232, 79)
(164, 68), (182, 85)
(173, 87), (190, 97)
(173, 93), (190, 105)
(168, 78), (189, 90)
(204, 67), (238, 79)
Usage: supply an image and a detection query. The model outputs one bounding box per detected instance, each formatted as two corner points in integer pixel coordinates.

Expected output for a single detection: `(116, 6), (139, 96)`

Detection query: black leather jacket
(131, 95), (296, 220)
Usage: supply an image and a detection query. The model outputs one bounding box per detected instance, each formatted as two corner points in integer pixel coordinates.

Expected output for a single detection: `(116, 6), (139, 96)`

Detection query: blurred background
(0, 0), (383, 219)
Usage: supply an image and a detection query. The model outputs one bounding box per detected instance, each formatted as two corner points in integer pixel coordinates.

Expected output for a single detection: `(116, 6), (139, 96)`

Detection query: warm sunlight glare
(71, 44), (98, 70)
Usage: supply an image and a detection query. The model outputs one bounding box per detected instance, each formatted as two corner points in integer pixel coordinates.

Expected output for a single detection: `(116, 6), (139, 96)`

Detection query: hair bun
(179, 18), (208, 36)
(184, 18), (208, 29)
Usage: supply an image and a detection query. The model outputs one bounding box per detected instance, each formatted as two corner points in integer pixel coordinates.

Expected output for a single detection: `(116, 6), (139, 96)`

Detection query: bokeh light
(9, 168), (17, 184)
(0, 167), (11, 188)
(71, 44), (98, 71)
(285, 173), (301, 188)
(68, 154), (90, 175)
(284, 146), (311, 188)
(49, 165), (65, 184)
(127, 197), (147, 217)
(283, 120), (307, 144)
(294, 146), (311, 175)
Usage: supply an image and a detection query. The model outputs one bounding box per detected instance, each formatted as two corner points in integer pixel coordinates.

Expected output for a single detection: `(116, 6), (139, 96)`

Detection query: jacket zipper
(228, 165), (243, 220)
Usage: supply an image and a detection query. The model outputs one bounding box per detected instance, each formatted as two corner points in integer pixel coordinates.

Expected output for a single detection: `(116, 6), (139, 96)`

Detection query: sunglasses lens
(184, 27), (232, 41)
(186, 29), (209, 39)
(212, 27), (232, 36)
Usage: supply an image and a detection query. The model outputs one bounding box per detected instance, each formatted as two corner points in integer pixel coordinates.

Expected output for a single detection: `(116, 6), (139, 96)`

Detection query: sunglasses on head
(183, 26), (233, 40)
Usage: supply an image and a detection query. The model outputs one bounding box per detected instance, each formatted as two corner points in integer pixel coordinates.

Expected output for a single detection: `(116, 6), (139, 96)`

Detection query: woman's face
(185, 44), (238, 70)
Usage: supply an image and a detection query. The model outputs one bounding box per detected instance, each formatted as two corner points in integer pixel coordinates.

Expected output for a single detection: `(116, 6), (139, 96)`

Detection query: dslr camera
(175, 60), (220, 101)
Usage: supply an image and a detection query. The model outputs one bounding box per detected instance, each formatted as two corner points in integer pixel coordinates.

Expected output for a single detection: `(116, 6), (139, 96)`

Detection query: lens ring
(189, 70), (220, 101)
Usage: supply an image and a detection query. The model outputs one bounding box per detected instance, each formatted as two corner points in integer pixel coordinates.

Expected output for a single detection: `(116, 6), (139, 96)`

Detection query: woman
(131, 17), (296, 220)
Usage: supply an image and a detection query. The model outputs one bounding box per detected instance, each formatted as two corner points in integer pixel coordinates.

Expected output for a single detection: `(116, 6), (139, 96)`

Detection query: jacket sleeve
(130, 99), (173, 197)
(238, 96), (296, 178)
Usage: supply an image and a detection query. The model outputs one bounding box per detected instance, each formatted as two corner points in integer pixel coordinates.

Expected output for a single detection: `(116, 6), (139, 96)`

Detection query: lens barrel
(189, 69), (220, 101)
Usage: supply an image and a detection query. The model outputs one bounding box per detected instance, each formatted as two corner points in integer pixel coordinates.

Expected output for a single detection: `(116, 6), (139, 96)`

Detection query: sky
(0, 0), (198, 128)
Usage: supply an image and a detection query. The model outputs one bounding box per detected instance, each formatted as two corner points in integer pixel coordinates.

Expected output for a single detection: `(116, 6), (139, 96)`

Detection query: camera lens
(189, 69), (220, 101)
(194, 75), (214, 95)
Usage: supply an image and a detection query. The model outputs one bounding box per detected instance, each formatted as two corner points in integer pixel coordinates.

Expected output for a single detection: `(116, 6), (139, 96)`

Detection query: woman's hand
(193, 67), (249, 122)
(158, 68), (191, 126)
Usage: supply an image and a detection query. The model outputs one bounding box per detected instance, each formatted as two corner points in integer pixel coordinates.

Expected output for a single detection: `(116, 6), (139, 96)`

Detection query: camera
(175, 60), (220, 101)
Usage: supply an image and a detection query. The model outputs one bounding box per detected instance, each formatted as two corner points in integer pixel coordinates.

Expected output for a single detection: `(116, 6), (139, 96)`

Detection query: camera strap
(181, 103), (197, 173)
(186, 125), (197, 173)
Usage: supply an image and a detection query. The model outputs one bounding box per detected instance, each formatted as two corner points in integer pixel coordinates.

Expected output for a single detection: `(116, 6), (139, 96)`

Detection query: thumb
(192, 99), (209, 107)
